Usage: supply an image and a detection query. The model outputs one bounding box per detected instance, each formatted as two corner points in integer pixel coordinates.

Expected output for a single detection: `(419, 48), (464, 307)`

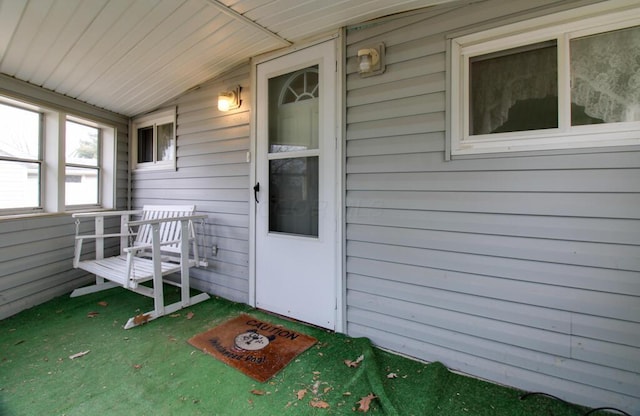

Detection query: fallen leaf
(98, 301), (108, 307)
(344, 354), (364, 368)
(312, 380), (320, 395)
(297, 389), (307, 400)
(87, 311), (99, 318)
(310, 399), (330, 409)
(251, 389), (266, 396)
(323, 387), (332, 394)
(133, 364), (142, 370)
(387, 373), (398, 379)
(357, 393), (377, 412)
(133, 314), (150, 325)
(186, 311), (195, 320)
(69, 350), (90, 360)
(169, 313), (181, 318)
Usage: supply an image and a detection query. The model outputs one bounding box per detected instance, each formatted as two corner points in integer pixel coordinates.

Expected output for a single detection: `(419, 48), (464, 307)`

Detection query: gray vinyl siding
(0, 75), (129, 320)
(130, 64), (251, 304)
(345, 0), (640, 414)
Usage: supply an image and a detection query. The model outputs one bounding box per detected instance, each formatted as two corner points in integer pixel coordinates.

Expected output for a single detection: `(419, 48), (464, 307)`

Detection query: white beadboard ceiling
(0, 0), (456, 117)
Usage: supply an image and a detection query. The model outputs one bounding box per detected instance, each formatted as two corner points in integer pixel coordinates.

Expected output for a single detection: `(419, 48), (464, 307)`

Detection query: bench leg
(123, 292), (210, 329)
(70, 281), (120, 297)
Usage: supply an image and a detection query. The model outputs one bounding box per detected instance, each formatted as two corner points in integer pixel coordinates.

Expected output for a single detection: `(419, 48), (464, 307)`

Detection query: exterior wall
(130, 64), (251, 303)
(344, 0), (640, 414)
(0, 76), (129, 320)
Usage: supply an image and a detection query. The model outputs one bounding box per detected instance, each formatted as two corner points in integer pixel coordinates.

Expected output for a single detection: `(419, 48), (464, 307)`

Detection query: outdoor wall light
(218, 86), (241, 111)
(357, 43), (385, 77)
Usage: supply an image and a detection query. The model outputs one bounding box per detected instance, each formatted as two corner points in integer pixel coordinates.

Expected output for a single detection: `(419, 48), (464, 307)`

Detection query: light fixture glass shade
(358, 54), (372, 73)
(357, 44), (385, 77)
(217, 87), (241, 111)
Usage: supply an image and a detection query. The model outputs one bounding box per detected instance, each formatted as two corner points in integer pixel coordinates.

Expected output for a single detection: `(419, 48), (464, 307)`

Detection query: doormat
(188, 314), (317, 382)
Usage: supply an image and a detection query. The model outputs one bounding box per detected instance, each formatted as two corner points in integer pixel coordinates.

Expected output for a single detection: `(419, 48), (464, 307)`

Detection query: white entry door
(254, 39), (338, 330)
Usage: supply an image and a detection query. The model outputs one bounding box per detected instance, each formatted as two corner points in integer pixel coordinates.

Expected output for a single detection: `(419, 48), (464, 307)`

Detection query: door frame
(248, 32), (345, 332)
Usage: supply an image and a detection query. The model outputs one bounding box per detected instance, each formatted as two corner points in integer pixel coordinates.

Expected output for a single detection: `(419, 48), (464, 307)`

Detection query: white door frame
(248, 33), (345, 332)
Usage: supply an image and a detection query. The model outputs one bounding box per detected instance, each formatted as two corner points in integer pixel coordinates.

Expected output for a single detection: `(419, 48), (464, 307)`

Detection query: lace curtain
(470, 44), (557, 135)
(571, 25), (640, 124)
(470, 25), (640, 135)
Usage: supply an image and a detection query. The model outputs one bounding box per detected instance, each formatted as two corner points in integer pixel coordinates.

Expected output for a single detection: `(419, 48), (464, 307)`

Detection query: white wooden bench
(71, 205), (210, 329)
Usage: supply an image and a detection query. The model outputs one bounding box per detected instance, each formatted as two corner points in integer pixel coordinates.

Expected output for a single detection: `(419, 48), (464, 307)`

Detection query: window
(65, 120), (100, 206)
(132, 107), (176, 170)
(0, 95), (116, 216)
(0, 102), (41, 211)
(450, 2), (640, 155)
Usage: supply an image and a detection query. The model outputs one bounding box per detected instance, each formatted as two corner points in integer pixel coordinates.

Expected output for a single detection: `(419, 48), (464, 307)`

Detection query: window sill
(452, 129), (640, 156)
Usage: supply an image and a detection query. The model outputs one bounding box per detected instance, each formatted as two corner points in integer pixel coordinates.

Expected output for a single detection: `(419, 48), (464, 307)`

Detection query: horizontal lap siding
(345, 0), (640, 413)
(0, 76), (129, 319)
(131, 65), (250, 303)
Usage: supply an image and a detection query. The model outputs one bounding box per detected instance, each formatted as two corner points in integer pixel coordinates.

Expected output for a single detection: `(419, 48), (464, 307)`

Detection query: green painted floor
(0, 286), (608, 415)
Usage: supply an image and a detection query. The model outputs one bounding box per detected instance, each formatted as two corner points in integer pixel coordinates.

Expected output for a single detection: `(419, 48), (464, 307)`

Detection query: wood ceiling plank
(0, 0), (28, 66)
(40, 0), (131, 92)
(0, 0), (55, 77)
(32, 1), (113, 88)
(16, 0), (84, 83)
(115, 25), (274, 115)
(81, 0), (213, 105)
(67, 0), (181, 100)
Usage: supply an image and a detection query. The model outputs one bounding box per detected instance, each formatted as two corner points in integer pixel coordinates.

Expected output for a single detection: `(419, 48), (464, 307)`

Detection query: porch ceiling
(0, 0), (456, 117)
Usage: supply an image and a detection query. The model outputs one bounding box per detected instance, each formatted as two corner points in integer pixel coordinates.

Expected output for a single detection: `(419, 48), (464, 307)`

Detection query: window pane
(66, 121), (98, 166)
(470, 41), (558, 135)
(0, 103), (40, 160)
(156, 122), (174, 162)
(268, 66), (319, 153)
(571, 25), (640, 125)
(65, 166), (98, 205)
(269, 156), (318, 237)
(0, 161), (39, 209)
(137, 126), (153, 163)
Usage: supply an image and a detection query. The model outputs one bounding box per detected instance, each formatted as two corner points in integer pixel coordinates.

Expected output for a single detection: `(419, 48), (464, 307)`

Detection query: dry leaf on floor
(87, 311), (99, 318)
(186, 311), (195, 320)
(312, 380), (320, 395)
(97, 301), (108, 307)
(69, 350), (90, 360)
(170, 313), (181, 318)
(310, 399), (330, 409)
(386, 373), (398, 379)
(251, 389), (266, 396)
(344, 354), (364, 368)
(133, 364), (142, 369)
(357, 393), (377, 412)
(133, 314), (150, 325)
(297, 389), (307, 400)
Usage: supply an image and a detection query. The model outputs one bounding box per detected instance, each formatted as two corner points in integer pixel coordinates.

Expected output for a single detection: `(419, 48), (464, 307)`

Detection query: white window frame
(131, 107), (176, 171)
(450, 1), (640, 156)
(0, 95), (116, 216)
(64, 117), (102, 209)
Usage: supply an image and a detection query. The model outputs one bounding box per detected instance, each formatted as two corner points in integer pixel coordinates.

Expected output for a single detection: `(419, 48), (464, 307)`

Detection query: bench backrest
(133, 205), (196, 255)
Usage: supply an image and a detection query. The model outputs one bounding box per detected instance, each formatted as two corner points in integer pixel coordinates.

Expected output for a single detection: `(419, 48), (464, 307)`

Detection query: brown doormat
(188, 314), (317, 382)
